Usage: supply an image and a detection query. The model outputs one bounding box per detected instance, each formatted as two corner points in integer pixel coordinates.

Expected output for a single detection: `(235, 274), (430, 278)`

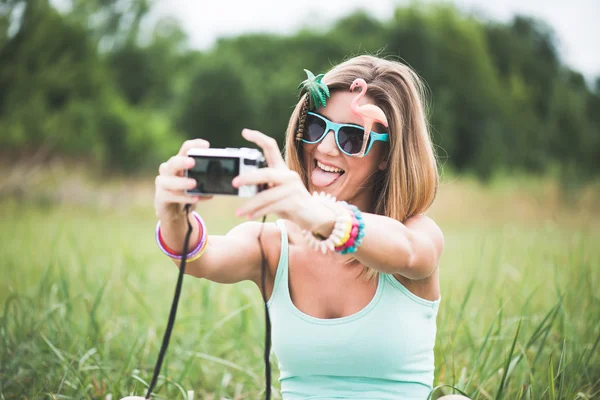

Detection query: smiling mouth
(316, 160), (345, 174)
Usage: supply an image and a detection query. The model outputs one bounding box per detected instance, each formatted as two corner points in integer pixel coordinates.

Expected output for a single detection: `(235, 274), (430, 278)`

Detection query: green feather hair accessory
(298, 69), (330, 110)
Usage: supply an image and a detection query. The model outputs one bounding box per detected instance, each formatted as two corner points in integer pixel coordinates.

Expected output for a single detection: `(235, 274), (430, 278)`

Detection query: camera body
(185, 147), (267, 197)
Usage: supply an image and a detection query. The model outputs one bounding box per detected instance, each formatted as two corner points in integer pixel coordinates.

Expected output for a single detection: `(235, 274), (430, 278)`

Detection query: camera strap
(144, 204), (271, 400)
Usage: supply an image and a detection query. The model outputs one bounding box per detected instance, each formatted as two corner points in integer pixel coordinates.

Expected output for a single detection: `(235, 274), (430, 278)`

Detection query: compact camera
(185, 147), (267, 197)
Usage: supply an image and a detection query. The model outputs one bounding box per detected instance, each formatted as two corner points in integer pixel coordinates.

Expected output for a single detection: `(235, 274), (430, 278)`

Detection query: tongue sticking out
(311, 165), (342, 187)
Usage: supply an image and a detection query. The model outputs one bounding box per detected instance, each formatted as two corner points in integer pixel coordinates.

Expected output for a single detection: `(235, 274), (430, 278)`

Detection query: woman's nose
(317, 130), (339, 155)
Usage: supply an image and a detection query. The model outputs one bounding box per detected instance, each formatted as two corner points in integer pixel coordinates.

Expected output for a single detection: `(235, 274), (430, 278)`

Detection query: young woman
(154, 55), (466, 400)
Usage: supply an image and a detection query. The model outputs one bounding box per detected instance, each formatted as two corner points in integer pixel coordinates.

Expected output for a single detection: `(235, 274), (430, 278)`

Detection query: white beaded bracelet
(302, 192), (352, 254)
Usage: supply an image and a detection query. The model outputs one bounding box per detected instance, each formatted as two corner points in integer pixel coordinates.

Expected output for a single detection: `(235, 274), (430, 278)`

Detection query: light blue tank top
(267, 220), (440, 400)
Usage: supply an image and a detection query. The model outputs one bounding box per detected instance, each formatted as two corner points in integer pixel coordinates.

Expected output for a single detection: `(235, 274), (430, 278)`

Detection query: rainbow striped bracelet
(156, 211), (208, 261)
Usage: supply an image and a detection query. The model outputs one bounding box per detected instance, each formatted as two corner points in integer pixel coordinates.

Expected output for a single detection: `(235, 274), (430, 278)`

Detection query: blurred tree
(107, 17), (189, 108)
(0, 0), (179, 172)
(65, 0), (151, 49)
(329, 11), (388, 54)
(177, 59), (258, 148)
(388, 5), (509, 179)
(212, 32), (347, 140)
(483, 17), (562, 174)
(0, 0), (105, 151)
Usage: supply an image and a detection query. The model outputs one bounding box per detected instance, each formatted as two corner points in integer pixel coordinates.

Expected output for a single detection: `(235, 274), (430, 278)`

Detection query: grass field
(1, 175), (599, 399)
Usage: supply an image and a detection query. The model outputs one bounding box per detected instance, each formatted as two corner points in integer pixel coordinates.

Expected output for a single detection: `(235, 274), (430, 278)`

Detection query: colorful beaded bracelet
(337, 203), (365, 254)
(156, 211), (208, 261)
(335, 210), (359, 252)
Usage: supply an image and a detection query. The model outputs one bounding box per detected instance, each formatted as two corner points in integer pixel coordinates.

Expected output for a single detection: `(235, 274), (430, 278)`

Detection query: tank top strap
(267, 219), (289, 307)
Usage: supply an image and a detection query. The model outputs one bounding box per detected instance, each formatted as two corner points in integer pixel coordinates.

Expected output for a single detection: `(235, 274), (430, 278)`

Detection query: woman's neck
(348, 190), (377, 214)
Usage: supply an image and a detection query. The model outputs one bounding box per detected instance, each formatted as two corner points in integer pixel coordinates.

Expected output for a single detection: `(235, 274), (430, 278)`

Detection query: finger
(242, 129), (286, 169)
(159, 155), (195, 176)
(233, 168), (297, 188)
(157, 191), (204, 205)
(236, 185), (291, 217)
(246, 200), (286, 220)
(155, 175), (198, 191)
(162, 189), (213, 202)
(178, 139), (210, 157)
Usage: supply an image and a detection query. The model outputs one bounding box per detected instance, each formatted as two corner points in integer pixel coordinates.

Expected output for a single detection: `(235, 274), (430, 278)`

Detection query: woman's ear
(378, 157), (388, 171)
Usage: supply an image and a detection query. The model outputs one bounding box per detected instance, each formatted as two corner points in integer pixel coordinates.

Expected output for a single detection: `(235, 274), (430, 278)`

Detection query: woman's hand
(154, 138), (212, 221)
(233, 129), (336, 234)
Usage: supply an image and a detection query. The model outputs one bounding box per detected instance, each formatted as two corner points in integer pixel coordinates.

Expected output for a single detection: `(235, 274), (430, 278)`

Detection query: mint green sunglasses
(302, 112), (389, 157)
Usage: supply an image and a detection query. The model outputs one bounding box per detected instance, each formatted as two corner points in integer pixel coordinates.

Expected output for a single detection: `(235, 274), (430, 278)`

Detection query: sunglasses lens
(304, 114), (326, 142)
(338, 126), (365, 154)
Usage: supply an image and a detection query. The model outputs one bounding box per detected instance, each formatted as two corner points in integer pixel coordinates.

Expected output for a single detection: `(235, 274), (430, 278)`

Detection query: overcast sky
(149, 0), (599, 80)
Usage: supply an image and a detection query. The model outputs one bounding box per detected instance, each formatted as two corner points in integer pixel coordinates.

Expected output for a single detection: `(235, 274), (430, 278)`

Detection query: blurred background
(1, 0), (598, 182)
(0, 1), (599, 399)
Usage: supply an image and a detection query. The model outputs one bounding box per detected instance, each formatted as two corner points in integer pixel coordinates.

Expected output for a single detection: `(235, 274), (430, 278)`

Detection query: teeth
(317, 161), (344, 173)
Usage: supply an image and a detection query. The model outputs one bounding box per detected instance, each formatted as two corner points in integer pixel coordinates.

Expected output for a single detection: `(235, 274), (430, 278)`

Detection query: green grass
(0, 187), (599, 399)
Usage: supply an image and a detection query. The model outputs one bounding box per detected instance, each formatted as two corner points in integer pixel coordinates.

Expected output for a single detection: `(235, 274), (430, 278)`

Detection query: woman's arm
(160, 214), (275, 285)
(232, 129), (443, 281)
(296, 210), (443, 280)
(352, 213), (444, 280)
(154, 137), (276, 287)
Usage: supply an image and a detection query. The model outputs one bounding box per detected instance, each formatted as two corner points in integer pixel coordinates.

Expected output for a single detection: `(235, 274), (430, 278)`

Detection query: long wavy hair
(284, 55), (439, 275)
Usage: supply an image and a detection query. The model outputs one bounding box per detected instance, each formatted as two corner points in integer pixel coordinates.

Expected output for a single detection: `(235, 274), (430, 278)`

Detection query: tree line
(1, 0), (598, 183)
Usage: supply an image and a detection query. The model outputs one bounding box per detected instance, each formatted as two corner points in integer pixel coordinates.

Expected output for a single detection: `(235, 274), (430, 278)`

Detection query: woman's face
(301, 90), (388, 211)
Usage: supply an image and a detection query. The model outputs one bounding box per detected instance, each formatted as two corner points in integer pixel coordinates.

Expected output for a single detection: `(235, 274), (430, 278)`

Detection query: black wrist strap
(145, 204), (193, 398)
(144, 206), (271, 400)
(258, 218), (272, 400)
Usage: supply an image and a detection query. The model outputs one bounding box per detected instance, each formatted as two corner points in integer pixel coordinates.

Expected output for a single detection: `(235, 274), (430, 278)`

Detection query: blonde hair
(285, 55), (438, 221)
(284, 56), (439, 278)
